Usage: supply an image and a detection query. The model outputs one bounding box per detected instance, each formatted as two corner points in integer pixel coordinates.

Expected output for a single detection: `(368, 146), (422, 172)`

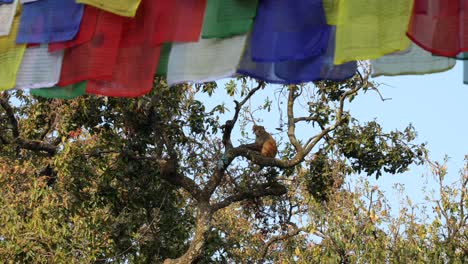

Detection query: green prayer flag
(30, 82), (87, 99)
(202, 0), (258, 39)
(156, 43), (172, 76)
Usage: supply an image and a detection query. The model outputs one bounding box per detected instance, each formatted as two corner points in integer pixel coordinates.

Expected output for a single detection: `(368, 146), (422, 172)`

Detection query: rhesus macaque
(244, 125), (277, 158)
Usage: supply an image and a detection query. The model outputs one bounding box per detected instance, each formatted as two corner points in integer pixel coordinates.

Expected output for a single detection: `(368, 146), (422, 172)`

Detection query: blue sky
(353, 62), (468, 208)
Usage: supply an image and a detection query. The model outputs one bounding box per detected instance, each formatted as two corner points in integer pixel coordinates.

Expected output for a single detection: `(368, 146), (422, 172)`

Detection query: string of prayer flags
(0, 0), (17, 36)
(30, 82), (86, 99)
(15, 44), (63, 89)
(167, 34), (247, 86)
(86, 0), (162, 97)
(332, 0), (413, 65)
(250, 0), (330, 62)
(0, 0), (467, 98)
(151, 0), (207, 45)
(58, 10), (123, 86)
(202, 0), (258, 38)
(76, 0), (141, 17)
(48, 5), (99, 52)
(16, 0), (84, 44)
(371, 43), (456, 77)
(407, 0), (468, 57)
(0, 14), (25, 91)
(237, 27), (356, 84)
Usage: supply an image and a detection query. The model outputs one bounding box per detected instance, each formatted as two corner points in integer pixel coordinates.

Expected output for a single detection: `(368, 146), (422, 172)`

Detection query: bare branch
(293, 116), (317, 123)
(221, 81), (265, 149)
(287, 86), (303, 153)
(206, 81), (265, 197)
(357, 70), (390, 102)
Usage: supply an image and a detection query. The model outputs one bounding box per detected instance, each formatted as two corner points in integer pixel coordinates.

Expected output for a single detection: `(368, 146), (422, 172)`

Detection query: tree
(0, 68), (426, 263)
(226, 157), (468, 264)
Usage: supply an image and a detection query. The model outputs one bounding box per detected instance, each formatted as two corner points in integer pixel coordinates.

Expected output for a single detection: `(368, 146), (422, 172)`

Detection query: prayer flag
(76, 0), (141, 17)
(0, 13), (26, 91)
(238, 27), (356, 84)
(0, 0), (18, 36)
(86, 0), (162, 97)
(48, 5), (99, 52)
(202, 0), (258, 38)
(167, 35), (247, 86)
(250, 0), (330, 62)
(151, 0), (206, 45)
(16, 0), (84, 44)
(156, 43), (172, 76)
(331, 0), (413, 64)
(371, 43), (456, 77)
(58, 10), (123, 86)
(407, 0), (468, 57)
(30, 82), (86, 99)
(15, 44), (63, 89)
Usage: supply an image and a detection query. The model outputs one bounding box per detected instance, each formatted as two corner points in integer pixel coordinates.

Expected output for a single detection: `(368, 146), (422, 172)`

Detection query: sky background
(204, 61), (468, 218)
(353, 62), (468, 211)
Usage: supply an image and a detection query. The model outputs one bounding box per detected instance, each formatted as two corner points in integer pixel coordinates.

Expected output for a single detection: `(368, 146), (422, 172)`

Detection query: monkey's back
(261, 135), (277, 158)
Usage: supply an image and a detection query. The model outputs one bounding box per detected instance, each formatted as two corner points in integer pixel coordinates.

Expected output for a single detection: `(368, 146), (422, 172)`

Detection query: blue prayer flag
(250, 0), (330, 62)
(16, 0), (84, 44)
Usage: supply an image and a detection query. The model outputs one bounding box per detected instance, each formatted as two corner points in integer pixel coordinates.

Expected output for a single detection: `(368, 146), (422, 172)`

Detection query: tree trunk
(164, 203), (212, 264)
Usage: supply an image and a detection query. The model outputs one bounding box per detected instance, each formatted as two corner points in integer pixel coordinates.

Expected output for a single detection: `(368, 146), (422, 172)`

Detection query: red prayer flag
(58, 10), (124, 86)
(86, 0), (163, 97)
(407, 0), (468, 57)
(151, 0), (206, 45)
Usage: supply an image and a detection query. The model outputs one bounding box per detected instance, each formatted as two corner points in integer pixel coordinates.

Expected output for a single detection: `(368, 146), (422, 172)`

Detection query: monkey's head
(252, 125), (266, 137)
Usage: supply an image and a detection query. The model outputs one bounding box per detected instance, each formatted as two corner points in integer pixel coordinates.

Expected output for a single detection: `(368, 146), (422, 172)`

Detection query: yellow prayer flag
(323, 0), (339, 25)
(330, 0), (414, 65)
(76, 0), (141, 17)
(0, 13), (26, 91)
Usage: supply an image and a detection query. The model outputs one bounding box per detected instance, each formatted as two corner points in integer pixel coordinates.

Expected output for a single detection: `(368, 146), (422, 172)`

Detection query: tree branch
(14, 138), (57, 155)
(293, 116), (318, 123)
(303, 85), (358, 153)
(287, 86), (303, 154)
(228, 147), (305, 168)
(0, 92), (19, 138)
(0, 92), (58, 155)
(206, 81), (265, 197)
(258, 226), (306, 260)
(157, 159), (203, 200)
(212, 182), (287, 211)
(221, 81), (265, 149)
(39, 113), (57, 140)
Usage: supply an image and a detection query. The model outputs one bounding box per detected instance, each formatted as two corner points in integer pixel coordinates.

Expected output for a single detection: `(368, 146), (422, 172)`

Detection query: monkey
(244, 125), (277, 158)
